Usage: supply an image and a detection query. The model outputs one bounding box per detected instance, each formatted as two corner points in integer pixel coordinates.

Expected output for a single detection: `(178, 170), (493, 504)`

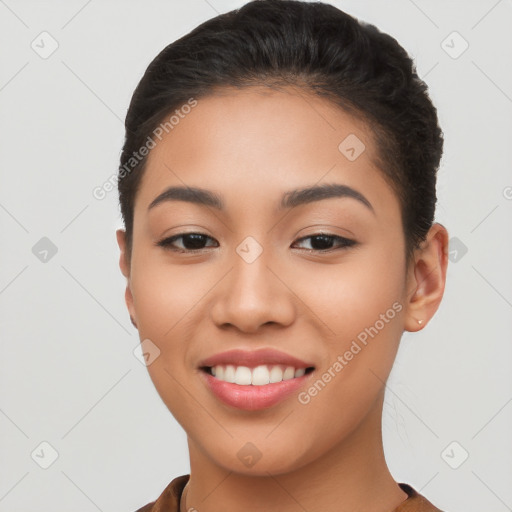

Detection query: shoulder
(396, 483), (446, 512)
(133, 503), (155, 512)
(132, 474), (190, 512)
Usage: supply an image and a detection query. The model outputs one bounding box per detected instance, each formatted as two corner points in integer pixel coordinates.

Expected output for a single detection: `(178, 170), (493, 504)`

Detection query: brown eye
(156, 233), (218, 252)
(292, 234), (356, 252)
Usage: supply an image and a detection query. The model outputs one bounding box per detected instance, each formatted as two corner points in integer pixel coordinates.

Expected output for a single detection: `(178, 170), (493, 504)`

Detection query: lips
(200, 370), (313, 410)
(198, 348), (316, 410)
(198, 348), (315, 370)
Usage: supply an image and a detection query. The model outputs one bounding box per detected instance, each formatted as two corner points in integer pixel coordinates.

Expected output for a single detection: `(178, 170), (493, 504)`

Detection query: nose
(209, 246), (296, 333)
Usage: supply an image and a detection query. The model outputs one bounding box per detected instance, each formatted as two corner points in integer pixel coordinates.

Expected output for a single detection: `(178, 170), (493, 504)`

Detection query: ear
(116, 229), (138, 330)
(403, 222), (449, 332)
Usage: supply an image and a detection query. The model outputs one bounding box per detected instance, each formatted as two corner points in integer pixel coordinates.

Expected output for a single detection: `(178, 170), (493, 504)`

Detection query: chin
(204, 437), (314, 477)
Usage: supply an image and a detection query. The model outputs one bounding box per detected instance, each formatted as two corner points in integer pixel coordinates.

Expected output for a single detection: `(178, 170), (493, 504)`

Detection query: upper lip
(199, 348), (315, 369)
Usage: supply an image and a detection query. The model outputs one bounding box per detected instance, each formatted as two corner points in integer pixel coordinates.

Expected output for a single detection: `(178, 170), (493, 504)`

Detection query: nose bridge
(210, 234), (295, 331)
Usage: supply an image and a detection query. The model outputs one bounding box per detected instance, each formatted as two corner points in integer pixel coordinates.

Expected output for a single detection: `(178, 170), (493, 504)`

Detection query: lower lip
(200, 369), (314, 411)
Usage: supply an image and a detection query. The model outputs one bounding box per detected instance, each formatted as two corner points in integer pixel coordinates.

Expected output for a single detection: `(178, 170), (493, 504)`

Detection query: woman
(116, 1), (449, 510)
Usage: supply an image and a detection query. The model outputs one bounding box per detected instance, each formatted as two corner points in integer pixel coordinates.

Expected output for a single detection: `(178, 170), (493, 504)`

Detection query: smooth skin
(117, 85), (449, 512)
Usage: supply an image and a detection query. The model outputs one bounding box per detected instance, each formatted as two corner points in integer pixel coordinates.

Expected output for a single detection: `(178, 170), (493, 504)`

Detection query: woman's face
(118, 86), (417, 475)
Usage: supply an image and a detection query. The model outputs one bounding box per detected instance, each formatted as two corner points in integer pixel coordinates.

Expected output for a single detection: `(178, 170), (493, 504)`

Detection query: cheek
(130, 250), (210, 339)
(129, 252), (207, 424)
(287, 271), (405, 450)
(293, 247), (405, 340)
(293, 243), (406, 397)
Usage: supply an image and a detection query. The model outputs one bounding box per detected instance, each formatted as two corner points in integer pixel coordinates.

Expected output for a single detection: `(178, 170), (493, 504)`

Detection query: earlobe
(116, 229), (130, 278)
(126, 286), (138, 329)
(403, 223), (449, 332)
(116, 229), (138, 330)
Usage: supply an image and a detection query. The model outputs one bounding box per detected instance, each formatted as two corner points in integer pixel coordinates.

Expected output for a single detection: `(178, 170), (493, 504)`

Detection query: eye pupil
(158, 231), (354, 253)
(183, 233), (207, 249)
(310, 235), (333, 250)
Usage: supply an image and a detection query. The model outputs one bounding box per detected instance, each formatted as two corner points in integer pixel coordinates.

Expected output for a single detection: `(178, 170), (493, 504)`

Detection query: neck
(182, 390), (407, 512)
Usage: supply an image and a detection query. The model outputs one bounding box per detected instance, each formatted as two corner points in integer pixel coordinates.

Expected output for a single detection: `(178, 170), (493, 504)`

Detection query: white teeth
(269, 365), (283, 383)
(224, 365), (236, 383)
(208, 364), (309, 385)
(252, 365), (270, 385)
(294, 368), (306, 378)
(283, 366), (295, 380)
(235, 366), (252, 385)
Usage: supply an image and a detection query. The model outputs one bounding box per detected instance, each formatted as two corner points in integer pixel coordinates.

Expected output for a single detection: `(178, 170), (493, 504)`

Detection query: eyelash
(155, 232), (357, 253)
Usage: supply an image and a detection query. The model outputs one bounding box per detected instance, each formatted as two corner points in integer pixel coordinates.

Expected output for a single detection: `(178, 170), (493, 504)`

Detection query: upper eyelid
(293, 234), (356, 249)
(157, 232), (355, 249)
(158, 232), (218, 248)
(159, 232), (352, 241)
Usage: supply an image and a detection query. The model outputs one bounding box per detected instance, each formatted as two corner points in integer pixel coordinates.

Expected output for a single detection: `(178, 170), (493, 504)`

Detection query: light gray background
(1, 1), (511, 511)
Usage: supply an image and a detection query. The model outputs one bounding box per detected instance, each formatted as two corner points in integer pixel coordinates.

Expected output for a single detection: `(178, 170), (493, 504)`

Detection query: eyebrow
(147, 183), (374, 214)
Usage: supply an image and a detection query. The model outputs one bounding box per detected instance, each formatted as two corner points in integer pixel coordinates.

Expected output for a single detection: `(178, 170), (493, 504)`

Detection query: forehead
(135, 85), (399, 221)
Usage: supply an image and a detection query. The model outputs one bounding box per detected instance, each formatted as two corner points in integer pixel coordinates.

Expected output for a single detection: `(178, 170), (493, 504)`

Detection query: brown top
(134, 475), (445, 512)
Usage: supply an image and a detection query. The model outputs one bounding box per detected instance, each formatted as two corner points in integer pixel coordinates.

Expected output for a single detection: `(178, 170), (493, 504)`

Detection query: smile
(199, 365), (316, 411)
(202, 364), (315, 385)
